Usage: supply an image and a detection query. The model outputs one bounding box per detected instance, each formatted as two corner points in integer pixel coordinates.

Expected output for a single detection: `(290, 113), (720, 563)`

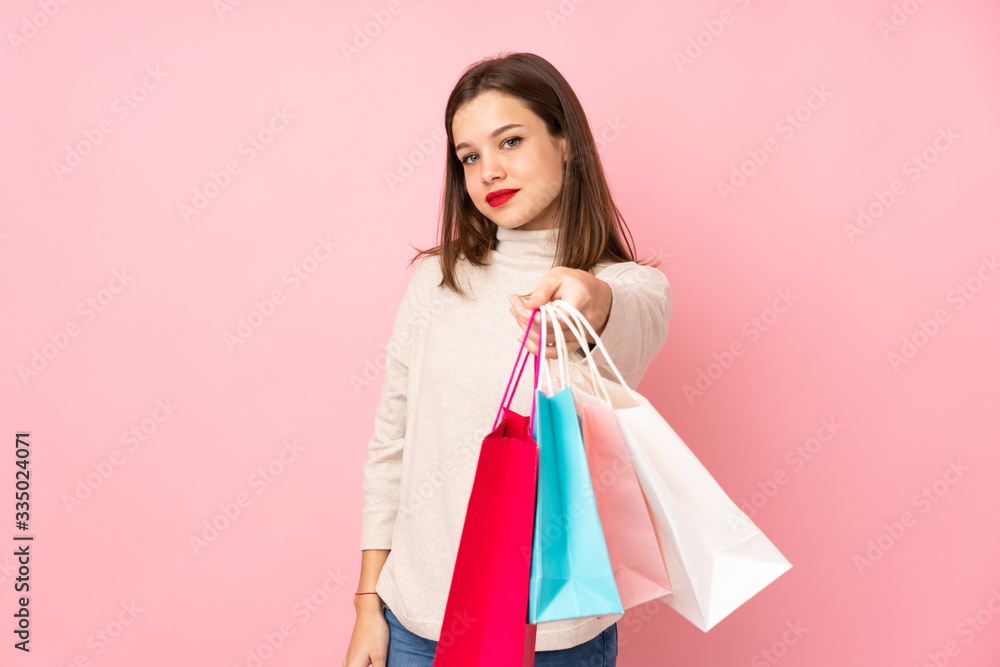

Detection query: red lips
(486, 188), (519, 207)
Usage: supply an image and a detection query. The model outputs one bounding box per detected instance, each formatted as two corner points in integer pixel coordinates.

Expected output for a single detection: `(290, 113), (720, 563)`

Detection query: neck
(494, 224), (560, 259)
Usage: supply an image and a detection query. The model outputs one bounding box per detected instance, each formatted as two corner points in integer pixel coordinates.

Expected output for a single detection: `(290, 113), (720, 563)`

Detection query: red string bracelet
(355, 592), (379, 596)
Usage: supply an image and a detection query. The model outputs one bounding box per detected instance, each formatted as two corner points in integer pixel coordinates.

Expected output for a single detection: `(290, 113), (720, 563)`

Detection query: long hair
(410, 51), (659, 297)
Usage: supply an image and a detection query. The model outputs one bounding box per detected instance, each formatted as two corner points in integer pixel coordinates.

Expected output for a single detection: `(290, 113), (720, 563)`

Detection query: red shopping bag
(433, 310), (541, 667)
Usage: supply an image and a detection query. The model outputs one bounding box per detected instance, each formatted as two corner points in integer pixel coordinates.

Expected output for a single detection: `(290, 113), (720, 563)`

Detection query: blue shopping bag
(527, 307), (623, 623)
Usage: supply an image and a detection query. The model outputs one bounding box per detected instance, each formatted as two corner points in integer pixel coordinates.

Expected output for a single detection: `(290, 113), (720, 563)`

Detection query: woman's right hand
(342, 598), (390, 667)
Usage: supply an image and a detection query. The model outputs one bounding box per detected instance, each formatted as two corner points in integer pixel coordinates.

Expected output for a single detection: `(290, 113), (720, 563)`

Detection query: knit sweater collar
(494, 224), (560, 259)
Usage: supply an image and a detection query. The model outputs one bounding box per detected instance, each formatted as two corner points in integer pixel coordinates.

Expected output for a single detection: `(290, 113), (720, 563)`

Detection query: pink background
(3, 1), (999, 665)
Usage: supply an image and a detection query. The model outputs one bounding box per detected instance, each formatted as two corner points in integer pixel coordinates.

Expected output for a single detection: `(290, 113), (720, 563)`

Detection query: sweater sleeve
(359, 264), (420, 550)
(572, 261), (673, 390)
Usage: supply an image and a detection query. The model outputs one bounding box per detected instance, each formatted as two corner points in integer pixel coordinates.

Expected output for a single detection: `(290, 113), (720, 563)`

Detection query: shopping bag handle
(542, 302), (575, 393)
(544, 303), (613, 406)
(537, 303), (577, 396)
(547, 300), (636, 398)
(538, 304), (555, 393)
(493, 307), (542, 433)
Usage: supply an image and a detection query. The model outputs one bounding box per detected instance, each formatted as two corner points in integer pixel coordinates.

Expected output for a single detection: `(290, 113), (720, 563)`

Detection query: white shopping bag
(547, 300), (792, 631)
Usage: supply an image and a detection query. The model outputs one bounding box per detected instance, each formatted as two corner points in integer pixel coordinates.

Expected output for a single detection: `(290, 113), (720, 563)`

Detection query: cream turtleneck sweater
(360, 224), (673, 651)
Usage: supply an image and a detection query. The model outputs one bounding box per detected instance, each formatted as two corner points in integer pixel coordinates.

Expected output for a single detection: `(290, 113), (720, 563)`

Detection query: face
(452, 90), (567, 231)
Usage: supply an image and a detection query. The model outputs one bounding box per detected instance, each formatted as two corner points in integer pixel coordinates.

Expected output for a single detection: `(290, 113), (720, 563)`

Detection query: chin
(483, 212), (518, 229)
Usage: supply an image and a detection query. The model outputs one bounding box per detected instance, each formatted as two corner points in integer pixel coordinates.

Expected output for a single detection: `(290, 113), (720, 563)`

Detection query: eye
(458, 137), (522, 166)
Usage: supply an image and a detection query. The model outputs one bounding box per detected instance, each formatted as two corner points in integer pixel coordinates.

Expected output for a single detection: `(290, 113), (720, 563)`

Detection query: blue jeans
(383, 605), (618, 667)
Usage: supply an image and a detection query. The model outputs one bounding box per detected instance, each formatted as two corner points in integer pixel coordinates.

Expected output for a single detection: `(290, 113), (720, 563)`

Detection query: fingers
(509, 306), (559, 339)
(514, 327), (579, 359)
(509, 301), (583, 361)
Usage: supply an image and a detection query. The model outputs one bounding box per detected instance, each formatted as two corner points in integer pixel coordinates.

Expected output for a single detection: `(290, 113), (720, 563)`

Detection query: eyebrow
(454, 123), (524, 153)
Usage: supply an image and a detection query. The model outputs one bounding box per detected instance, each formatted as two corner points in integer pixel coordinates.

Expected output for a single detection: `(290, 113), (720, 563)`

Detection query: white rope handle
(549, 299), (636, 399)
(547, 302), (613, 404)
(544, 303), (613, 406)
(548, 303), (573, 391)
(538, 302), (555, 393)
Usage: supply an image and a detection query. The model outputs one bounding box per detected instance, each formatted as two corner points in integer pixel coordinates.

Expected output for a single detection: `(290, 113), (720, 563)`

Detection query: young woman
(343, 52), (673, 667)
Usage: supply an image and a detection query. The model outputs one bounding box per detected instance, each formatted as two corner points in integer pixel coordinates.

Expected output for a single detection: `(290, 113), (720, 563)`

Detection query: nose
(479, 152), (505, 184)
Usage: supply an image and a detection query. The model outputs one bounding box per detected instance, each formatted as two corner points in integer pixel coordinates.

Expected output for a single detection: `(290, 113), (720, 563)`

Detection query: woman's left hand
(508, 267), (612, 359)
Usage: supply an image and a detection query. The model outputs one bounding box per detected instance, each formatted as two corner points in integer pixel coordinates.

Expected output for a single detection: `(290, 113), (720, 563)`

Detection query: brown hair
(409, 51), (659, 297)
